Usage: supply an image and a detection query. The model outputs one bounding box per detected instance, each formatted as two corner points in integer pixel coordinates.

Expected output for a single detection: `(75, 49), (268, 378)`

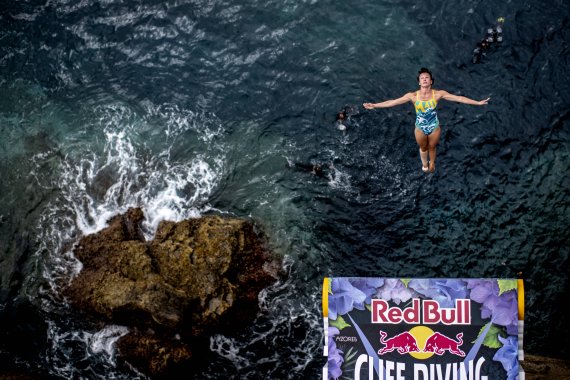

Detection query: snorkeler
(363, 67), (489, 172)
(472, 17), (505, 64)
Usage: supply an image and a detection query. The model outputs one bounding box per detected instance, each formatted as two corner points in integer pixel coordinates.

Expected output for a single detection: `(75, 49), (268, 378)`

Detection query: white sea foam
(327, 164), (352, 191)
(89, 325), (130, 362)
(46, 321), (143, 379)
(64, 104), (223, 238)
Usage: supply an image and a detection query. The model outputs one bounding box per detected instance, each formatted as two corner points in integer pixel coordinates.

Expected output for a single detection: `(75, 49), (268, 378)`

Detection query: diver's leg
(427, 127), (441, 172)
(414, 128), (429, 171)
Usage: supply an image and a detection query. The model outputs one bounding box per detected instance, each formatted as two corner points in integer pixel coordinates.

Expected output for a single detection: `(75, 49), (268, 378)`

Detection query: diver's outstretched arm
(363, 93), (414, 109)
(439, 90), (490, 106)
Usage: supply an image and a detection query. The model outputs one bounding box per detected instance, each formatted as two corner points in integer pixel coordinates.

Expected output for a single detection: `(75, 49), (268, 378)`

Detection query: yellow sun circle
(409, 326), (435, 359)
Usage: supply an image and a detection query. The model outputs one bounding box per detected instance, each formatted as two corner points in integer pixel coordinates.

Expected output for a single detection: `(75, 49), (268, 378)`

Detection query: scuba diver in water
(363, 67), (489, 173)
(472, 17), (505, 64)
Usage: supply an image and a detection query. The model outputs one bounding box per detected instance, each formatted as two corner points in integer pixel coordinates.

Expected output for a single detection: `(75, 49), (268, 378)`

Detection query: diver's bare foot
(422, 164), (429, 172)
(429, 162), (436, 172)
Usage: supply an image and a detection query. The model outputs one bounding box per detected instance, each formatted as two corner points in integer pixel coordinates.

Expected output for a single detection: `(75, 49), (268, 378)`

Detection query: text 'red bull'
(371, 299), (471, 325)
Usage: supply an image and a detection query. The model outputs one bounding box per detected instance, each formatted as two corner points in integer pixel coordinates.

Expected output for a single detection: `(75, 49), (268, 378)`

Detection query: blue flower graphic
(328, 327), (343, 379)
(467, 280), (518, 335)
(409, 279), (467, 308)
(493, 335), (519, 380)
(329, 278), (384, 320)
(376, 278), (416, 304)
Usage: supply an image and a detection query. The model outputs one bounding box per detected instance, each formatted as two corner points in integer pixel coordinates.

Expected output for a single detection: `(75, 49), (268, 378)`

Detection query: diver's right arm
(363, 93), (412, 109)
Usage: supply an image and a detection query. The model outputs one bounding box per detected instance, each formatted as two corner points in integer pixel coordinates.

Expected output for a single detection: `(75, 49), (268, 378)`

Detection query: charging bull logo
(377, 330), (420, 355)
(423, 332), (466, 357)
(378, 330), (465, 357)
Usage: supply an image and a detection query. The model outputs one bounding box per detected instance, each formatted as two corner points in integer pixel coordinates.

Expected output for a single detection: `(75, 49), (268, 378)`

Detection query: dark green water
(0, 0), (569, 378)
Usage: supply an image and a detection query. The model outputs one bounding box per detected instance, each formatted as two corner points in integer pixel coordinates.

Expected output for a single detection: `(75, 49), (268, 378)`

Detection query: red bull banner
(322, 278), (524, 380)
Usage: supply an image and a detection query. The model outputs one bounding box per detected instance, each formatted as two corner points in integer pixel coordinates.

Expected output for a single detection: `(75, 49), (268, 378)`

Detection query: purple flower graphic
(409, 279), (468, 308)
(328, 327), (343, 379)
(375, 279), (416, 304)
(467, 280), (518, 335)
(350, 278), (385, 304)
(493, 335), (519, 380)
(329, 278), (384, 320)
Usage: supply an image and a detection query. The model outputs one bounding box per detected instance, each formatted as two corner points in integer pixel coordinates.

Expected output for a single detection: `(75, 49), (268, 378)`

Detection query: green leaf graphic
(344, 347), (358, 363)
(342, 348), (359, 380)
(330, 315), (351, 330)
(473, 323), (505, 349)
(498, 279), (517, 296)
(401, 279), (411, 287)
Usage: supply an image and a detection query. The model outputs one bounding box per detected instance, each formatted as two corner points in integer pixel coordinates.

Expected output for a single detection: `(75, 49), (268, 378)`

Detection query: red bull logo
(378, 329), (465, 358)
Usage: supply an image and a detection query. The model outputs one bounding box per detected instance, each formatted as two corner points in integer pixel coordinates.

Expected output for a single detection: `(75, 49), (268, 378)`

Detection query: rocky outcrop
(64, 208), (279, 377)
(521, 354), (570, 379)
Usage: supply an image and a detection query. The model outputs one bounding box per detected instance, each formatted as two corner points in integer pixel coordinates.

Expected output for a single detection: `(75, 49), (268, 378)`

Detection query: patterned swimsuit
(414, 90), (439, 135)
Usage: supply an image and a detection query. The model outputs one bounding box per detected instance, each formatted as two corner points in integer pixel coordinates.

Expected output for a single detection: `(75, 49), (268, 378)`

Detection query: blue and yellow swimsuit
(414, 90), (439, 135)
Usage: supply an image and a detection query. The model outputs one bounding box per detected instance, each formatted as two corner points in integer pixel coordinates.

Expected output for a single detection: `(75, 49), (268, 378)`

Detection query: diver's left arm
(438, 90), (490, 106)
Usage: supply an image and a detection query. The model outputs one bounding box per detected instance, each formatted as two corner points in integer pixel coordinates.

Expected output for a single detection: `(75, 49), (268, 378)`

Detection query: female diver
(363, 68), (489, 172)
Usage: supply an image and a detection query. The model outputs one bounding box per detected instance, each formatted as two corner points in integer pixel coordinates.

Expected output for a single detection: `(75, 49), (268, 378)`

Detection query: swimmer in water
(336, 110), (347, 131)
(363, 67), (490, 173)
(335, 106), (357, 131)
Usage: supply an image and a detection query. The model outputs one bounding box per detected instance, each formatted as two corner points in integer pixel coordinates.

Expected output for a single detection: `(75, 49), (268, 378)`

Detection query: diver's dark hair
(417, 67), (434, 85)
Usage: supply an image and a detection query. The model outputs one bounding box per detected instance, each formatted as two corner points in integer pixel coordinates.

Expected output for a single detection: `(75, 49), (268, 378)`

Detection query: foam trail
(58, 104), (224, 238)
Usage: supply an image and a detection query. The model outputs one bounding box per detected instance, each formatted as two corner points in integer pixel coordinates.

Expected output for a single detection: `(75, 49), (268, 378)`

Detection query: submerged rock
(64, 208), (279, 377)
